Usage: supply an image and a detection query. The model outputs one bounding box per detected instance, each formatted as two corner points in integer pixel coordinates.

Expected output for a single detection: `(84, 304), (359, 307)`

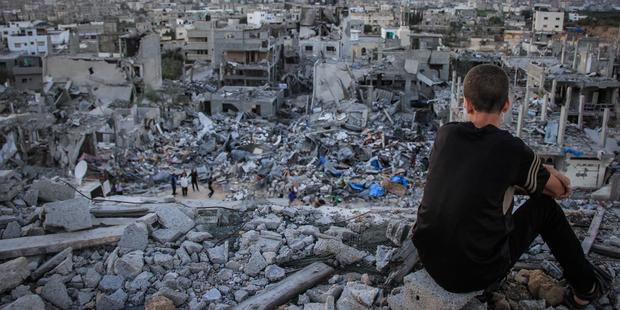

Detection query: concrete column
(541, 93), (548, 121)
(516, 102), (526, 138)
(612, 88), (619, 119)
(557, 105), (568, 146)
(565, 86), (573, 113)
(550, 79), (557, 107)
(578, 94), (585, 129)
(600, 108), (610, 147)
(572, 46), (578, 70)
(560, 42), (566, 64)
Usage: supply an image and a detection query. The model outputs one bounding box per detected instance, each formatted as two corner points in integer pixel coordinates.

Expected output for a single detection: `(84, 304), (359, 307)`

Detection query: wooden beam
(591, 243), (620, 259)
(581, 205), (606, 255)
(233, 262), (335, 310)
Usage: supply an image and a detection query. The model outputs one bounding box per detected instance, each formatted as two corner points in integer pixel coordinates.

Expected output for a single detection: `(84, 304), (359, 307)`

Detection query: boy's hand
(543, 164), (572, 199)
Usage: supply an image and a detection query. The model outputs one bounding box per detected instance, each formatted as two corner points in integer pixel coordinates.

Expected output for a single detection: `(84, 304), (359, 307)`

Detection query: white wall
(533, 11), (564, 32)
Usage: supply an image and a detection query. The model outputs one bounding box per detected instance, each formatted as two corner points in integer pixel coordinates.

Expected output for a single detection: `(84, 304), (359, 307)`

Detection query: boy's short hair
(463, 64), (509, 113)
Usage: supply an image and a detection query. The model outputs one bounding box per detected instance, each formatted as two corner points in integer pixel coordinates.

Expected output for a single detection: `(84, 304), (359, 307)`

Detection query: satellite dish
(75, 160), (87, 185)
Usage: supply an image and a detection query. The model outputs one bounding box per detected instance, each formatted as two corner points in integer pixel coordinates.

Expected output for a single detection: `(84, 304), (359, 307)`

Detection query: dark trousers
(208, 183), (214, 198)
(192, 181), (199, 191)
(172, 186), (176, 195)
(507, 195), (596, 294)
(182, 187), (188, 196)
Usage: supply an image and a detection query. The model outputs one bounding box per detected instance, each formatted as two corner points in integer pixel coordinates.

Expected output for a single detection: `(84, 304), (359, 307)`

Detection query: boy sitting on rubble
(411, 64), (611, 308)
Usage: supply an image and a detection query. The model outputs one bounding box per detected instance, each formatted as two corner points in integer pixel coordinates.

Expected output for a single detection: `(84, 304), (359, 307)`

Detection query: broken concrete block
(186, 231), (213, 243)
(207, 241), (229, 264)
(96, 288), (127, 310)
(336, 282), (379, 309)
(375, 245), (396, 271)
(245, 251), (267, 276)
(43, 198), (93, 232)
(402, 269), (482, 310)
(114, 250), (144, 279)
(0, 257), (30, 294)
(154, 206), (195, 234)
(324, 226), (357, 240)
(118, 222), (148, 251)
(3, 294), (45, 310)
(23, 188), (39, 207)
(31, 179), (74, 202)
(386, 221), (413, 246)
(100, 274), (124, 292)
(152, 228), (183, 243)
(41, 275), (72, 309)
(31, 247), (73, 280)
(158, 287), (188, 306)
(50, 255), (73, 275)
(265, 264), (286, 282)
(313, 238), (365, 265)
(182, 240), (203, 254)
(1, 221), (21, 239)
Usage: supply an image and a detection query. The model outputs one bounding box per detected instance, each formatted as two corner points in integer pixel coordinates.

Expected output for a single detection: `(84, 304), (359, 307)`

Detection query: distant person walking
(170, 173), (178, 196)
(115, 182), (123, 195)
(180, 172), (189, 196)
(207, 173), (215, 198)
(191, 168), (199, 192)
(288, 187), (297, 206)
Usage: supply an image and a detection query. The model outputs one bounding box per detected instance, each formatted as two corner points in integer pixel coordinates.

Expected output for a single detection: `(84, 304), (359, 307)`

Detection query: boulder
(31, 179), (74, 202)
(96, 288), (127, 310)
(336, 282), (379, 309)
(158, 287), (188, 306)
(207, 242), (229, 264)
(154, 206), (194, 234)
(245, 251), (267, 276)
(146, 295), (176, 310)
(1, 221), (21, 239)
(265, 265), (286, 282)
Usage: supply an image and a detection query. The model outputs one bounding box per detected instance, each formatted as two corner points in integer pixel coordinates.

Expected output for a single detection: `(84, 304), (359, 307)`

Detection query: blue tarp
(563, 147), (583, 158)
(349, 183), (365, 191)
(390, 176), (408, 187)
(369, 183), (385, 197)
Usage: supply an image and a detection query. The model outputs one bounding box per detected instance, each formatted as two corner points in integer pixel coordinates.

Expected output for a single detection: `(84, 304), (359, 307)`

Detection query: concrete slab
(402, 270), (482, 310)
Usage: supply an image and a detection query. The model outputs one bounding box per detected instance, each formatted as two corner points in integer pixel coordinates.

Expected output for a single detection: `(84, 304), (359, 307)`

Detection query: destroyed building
(200, 86), (284, 118)
(0, 52), (43, 91)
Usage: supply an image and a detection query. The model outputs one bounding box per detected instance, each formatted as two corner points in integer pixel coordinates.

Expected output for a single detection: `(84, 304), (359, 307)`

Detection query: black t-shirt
(411, 122), (550, 293)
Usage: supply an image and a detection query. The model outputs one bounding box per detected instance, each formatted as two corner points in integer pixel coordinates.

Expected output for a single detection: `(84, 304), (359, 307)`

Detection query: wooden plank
(233, 262), (335, 310)
(591, 243), (620, 259)
(0, 225), (126, 260)
(581, 205), (606, 254)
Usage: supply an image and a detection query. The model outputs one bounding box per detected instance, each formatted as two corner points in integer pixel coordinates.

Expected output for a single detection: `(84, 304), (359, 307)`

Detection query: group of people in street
(170, 168), (214, 197)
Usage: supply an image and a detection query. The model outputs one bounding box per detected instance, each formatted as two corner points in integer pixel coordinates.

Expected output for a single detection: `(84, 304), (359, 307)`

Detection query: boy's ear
(463, 97), (475, 114)
(501, 99), (511, 113)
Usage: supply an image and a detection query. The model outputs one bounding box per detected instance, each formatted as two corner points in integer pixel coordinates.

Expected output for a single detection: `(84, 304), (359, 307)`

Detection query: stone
(23, 188), (39, 207)
(518, 299), (546, 310)
(375, 245), (396, 271)
(189, 262), (211, 274)
(118, 222), (148, 251)
(324, 226), (357, 240)
(527, 269), (565, 306)
(96, 288), (128, 310)
(176, 247), (191, 265)
(41, 275), (72, 309)
(2, 221), (21, 239)
(3, 294), (45, 310)
(182, 240), (203, 254)
(265, 264), (286, 282)
(155, 206), (195, 234)
(146, 295), (176, 310)
(336, 282), (379, 309)
(250, 214), (282, 230)
(207, 242), (228, 264)
(31, 179), (74, 202)
(387, 289), (406, 310)
(10, 285), (31, 299)
(78, 291), (94, 305)
(43, 198), (93, 232)
(31, 247), (73, 279)
(245, 251), (267, 276)
(154, 253), (175, 269)
(84, 268), (102, 288)
(0, 257), (30, 294)
(50, 255), (73, 275)
(401, 270), (482, 310)
(152, 229), (183, 243)
(234, 289), (249, 302)
(100, 275), (124, 292)
(187, 231), (212, 243)
(114, 250), (144, 279)
(203, 288), (222, 302)
(158, 287), (188, 306)
(129, 271), (153, 291)
(313, 238), (365, 265)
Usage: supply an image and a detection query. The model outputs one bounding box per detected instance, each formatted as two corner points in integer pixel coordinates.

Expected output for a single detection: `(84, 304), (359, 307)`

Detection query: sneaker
(564, 264), (613, 309)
